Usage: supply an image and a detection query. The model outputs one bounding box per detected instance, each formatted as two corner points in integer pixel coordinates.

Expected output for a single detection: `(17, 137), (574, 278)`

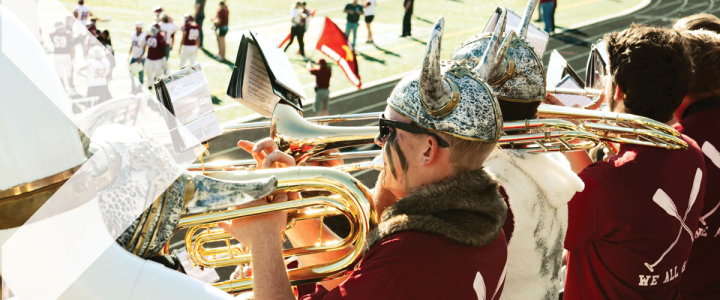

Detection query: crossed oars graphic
(699, 142), (720, 235)
(644, 168), (703, 272)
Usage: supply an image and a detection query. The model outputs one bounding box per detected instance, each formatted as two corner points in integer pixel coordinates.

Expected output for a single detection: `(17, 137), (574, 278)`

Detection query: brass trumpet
(536, 104), (688, 153)
(211, 104), (600, 171)
(177, 167), (377, 293)
(207, 103), (686, 171)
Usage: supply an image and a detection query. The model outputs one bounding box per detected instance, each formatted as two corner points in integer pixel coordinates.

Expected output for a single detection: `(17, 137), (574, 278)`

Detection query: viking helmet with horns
(450, 0), (546, 106)
(387, 17), (503, 142)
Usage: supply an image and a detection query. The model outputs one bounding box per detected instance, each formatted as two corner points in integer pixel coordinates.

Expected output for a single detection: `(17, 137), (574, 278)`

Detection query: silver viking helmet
(387, 17), (503, 142)
(450, 0), (546, 105)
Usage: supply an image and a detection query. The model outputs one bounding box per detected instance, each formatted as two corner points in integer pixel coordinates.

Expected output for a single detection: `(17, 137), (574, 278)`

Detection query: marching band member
(222, 17), (510, 300)
(672, 16), (720, 299)
(558, 25), (706, 299)
(450, 1), (584, 298)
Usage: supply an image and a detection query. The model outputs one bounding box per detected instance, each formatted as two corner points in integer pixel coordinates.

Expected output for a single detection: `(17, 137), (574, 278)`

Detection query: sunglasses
(378, 114), (450, 148)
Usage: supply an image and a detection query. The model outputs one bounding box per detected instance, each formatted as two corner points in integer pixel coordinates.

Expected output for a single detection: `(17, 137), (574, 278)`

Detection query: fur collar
(367, 168), (507, 249)
(486, 150), (583, 208)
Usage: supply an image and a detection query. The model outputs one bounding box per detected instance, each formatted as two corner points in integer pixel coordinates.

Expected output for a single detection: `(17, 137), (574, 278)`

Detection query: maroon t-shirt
(49, 29), (73, 54)
(676, 106), (720, 299)
(564, 137), (706, 300)
(310, 67), (331, 89)
(301, 231), (508, 300)
(217, 7), (229, 27)
(145, 33), (167, 60)
(181, 23), (201, 46)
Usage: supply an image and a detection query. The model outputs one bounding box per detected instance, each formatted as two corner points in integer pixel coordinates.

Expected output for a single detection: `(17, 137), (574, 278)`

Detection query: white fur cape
(484, 150), (584, 300)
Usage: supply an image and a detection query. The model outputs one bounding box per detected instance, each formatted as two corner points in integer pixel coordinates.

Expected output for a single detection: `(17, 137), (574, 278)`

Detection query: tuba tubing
(177, 166), (377, 293)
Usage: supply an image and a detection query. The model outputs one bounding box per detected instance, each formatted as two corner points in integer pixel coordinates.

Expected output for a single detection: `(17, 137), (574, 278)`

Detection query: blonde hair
(440, 133), (497, 173)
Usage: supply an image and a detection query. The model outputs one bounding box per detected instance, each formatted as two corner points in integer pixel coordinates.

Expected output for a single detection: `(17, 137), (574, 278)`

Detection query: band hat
(450, 0), (546, 104)
(387, 17), (504, 142)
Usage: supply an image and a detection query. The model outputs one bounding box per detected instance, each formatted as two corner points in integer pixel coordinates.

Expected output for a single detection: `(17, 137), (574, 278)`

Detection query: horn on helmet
(419, 17), (453, 113)
(518, 0), (539, 38)
(475, 9), (507, 80)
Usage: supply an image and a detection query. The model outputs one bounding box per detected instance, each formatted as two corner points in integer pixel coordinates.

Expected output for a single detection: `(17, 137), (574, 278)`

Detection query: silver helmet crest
(387, 17), (503, 142)
(450, 0), (546, 104)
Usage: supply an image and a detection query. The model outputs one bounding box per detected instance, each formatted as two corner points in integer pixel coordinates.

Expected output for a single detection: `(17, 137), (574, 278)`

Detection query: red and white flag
(316, 17), (361, 89)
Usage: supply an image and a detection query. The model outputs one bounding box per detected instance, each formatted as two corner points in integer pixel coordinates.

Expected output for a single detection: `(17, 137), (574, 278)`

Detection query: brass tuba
(175, 166), (376, 294)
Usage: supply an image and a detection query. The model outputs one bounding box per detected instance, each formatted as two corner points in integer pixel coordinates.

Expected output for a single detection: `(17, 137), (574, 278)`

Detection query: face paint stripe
(394, 141), (408, 174)
(385, 129), (398, 179)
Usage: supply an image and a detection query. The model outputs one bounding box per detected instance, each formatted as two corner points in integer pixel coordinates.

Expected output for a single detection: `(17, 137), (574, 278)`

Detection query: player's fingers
(583, 91), (605, 110)
(237, 140), (256, 153)
(238, 140), (265, 166)
(252, 138), (278, 163)
(262, 150), (295, 169)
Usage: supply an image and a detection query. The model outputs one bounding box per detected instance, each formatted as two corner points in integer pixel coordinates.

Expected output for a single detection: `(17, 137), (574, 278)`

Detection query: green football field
(58, 0), (644, 123)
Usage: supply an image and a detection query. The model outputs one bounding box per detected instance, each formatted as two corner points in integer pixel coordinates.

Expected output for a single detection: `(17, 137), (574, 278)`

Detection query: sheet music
(483, 8), (549, 57)
(250, 31), (308, 102)
(586, 48), (607, 90)
(546, 50), (566, 88)
(164, 67), (222, 144)
(552, 75), (592, 107)
(237, 42), (279, 117)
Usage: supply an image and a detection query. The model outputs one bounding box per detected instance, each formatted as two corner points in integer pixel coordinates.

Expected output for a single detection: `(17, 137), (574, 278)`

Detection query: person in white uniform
(159, 13), (178, 73)
(129, 21), (147, 92)
(73, 0), (93, 26)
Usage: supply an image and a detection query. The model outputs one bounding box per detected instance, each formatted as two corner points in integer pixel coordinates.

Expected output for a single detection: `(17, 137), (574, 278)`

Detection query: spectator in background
(129, 21), (146, 93)
(307, 58), (331, 116)
(144, 23), (167, 89)
(344, 0), (363, 48)
(195, 0), (206, 48)
(401, 0), (413, 37)
(84, 18), (98, 57)
(302, 2), (312, 32)
(213, 1), (229, 61)
(365, 0), (376, 43)
(540, 0), (556, 34)
(83, 45), (111, 104)
(284, 2), (307, 58)
(50, 21), (76, 94)
(159, 13), (178, 73)
(100, 30), (115, 80)
(98, 29), (111, 46)
(180, 14), (201, 67)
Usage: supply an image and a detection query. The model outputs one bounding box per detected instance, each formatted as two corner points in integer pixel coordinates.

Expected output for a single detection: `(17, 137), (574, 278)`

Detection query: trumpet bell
(271, 104), (377, 164)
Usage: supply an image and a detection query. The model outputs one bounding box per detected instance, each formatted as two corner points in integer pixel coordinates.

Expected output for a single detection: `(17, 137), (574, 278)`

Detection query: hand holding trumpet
(217, 139), (296, 249)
